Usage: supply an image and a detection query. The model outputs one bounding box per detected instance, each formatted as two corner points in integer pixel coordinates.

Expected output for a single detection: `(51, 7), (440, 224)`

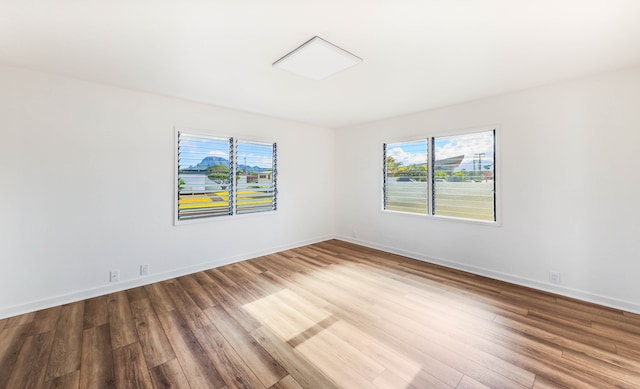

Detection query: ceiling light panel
(273, 36), (362, 80)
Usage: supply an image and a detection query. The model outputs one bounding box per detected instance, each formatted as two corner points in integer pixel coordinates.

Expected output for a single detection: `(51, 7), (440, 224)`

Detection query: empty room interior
(2, 1), (640, 388)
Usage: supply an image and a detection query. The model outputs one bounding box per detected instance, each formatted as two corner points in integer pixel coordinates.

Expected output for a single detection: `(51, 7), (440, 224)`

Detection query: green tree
(405, 163), (427, 181)
(207, 164), (230, 189)
(396, 163), (427, 181)
(386, 156), (401, 176)
(451, 170), (467, 182)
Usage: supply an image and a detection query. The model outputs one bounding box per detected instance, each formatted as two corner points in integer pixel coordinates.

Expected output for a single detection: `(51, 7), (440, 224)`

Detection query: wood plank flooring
(2, 239), (640, 388)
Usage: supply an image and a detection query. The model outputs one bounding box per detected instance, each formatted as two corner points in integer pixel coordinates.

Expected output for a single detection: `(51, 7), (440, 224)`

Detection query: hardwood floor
(2, 239), (640, 388)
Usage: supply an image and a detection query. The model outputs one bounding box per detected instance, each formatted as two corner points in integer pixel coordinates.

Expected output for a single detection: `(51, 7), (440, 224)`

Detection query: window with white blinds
(176, 131), (277, 223)
(383, 140), (428, 214)
(383, 129), (497, 222)
(236, 141), (277, 214)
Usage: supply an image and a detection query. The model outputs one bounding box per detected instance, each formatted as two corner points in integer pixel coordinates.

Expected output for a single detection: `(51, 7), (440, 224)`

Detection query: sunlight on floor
(242, 288), (422, 388)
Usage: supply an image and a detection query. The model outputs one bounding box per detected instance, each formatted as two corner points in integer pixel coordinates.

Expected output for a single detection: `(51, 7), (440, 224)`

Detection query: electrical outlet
(140, 264), (149, 276)
(110, 270), (120, 283)
(549, 271), (561, 284)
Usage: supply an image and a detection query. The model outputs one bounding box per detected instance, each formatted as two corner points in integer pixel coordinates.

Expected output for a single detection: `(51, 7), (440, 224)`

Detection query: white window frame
(382, 126), (499, 225)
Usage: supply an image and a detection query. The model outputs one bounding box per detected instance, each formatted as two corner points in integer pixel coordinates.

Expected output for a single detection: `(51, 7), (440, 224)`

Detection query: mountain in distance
(189, 156), (229, 170)
(188, 156), (269, 173)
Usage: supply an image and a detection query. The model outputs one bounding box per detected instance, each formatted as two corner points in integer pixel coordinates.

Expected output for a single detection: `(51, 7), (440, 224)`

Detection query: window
(383, 140), (428, 214)
(433, 130), (495, 221)
(236, 141), (277, 214)
(383, 129), (496, 222)
(177, 134), (233, 220)
(176, 131), (277, 223)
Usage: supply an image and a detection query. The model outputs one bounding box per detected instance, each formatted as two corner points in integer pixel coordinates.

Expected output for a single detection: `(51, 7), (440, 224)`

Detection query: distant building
(179, 173), (220, 192)
(434, 155), (464, 174)
(241, 172), (273, 184)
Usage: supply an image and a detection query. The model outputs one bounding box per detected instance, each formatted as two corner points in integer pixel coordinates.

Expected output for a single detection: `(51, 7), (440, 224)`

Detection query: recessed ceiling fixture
(273, 36), (362, 80)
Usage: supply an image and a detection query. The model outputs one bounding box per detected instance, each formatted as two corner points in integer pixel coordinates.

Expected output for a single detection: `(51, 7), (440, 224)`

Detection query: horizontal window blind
(177, 133), (233, 220)
(236, 141), (277, 214)
(383, 140), (428, 214)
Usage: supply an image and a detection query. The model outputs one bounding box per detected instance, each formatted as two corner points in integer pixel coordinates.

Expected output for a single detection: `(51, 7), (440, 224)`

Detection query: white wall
(0, 66), (335, 319)
(335, 66), (640, 313)
(3, 65), (639, 319)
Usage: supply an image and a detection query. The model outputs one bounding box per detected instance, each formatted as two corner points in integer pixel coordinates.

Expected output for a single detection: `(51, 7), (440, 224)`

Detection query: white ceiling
(1, 0), (640, 129)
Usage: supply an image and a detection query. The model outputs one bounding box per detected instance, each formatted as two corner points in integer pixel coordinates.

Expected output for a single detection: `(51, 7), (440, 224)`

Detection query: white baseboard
(6, 233), (639, 320)
(335, 235), (640, 315)
(0, 234), (334, 320)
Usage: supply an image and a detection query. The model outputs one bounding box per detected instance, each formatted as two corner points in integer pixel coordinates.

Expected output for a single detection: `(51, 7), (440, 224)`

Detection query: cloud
(240, 153), (273, 168)
(208, 150), (229, 158)
(388, 145), (427, 166)
(434, 132), (494, 166)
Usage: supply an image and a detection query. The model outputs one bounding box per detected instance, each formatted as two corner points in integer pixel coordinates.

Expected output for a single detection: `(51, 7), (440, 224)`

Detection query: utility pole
(474, 153), (485, 180)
